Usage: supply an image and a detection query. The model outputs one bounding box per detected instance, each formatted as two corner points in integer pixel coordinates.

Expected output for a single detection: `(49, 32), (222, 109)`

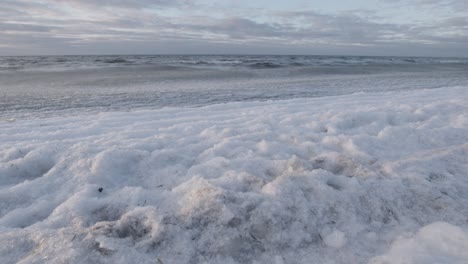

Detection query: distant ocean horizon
(1, 54), (468, 119)
(2, 53), (468, 58)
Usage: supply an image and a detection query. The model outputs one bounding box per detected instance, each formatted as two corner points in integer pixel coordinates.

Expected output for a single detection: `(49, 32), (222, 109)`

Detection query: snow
(370, 222), (468, 264)
(0, 86), (467, 263)
(323, 229), (347, 249)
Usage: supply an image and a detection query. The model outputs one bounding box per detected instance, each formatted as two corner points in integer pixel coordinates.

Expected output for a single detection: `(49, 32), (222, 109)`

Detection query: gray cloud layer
(1, 0), (467, 56)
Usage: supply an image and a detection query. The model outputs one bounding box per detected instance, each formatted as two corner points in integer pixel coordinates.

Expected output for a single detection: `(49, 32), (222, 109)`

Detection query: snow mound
(0, 87), (467, 263)
(371, 222), (468, 264)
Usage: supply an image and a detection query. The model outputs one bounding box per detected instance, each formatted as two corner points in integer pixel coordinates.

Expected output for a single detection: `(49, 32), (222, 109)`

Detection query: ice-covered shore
(1, 87), (467, 264)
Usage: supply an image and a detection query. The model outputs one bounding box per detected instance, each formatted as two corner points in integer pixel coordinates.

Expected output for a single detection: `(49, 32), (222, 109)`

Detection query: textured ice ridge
(0, 86), (467, 263)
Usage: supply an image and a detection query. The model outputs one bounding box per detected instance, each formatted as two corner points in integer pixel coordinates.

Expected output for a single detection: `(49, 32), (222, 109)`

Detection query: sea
(1, 55), (468, 119)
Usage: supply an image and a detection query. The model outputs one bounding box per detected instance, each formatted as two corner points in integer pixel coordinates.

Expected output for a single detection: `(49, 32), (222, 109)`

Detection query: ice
(370, 222), (468, 264)
(323, 229), (347, 249)
(0, 86), (467, 263)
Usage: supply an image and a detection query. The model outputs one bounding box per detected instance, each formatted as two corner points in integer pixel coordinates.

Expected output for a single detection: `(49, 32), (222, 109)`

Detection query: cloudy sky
(1, 0), (467, 56)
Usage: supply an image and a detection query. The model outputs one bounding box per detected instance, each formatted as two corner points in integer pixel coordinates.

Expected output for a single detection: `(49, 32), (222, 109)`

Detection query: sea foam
(1, 86), (467, 263)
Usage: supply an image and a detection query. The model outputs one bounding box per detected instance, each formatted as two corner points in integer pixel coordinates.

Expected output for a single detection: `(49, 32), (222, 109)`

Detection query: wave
(248, 62), (282, 68)
(2, 55), (468, 72)
(100, 58), (131, 64)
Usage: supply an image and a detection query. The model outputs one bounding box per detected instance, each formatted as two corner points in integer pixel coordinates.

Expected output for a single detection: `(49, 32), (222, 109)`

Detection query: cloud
(0, 22), (59, 33)
(418, 0), (468, 10)
(381, 0), (468, 12)
(0, 0), (467, 56)
(47, 0), (187, 9)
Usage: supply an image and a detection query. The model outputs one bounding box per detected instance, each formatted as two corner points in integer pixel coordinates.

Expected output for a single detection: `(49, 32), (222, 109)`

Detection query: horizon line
(0, 53), (466, 59)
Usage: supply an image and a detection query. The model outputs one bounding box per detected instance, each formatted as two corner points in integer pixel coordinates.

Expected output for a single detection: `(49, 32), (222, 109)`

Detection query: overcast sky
(1, 0), (467, 56)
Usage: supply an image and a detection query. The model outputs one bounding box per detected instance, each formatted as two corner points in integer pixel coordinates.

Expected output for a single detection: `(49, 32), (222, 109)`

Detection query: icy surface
(370, 222), (468, 264)
(0, 86), (467, 263)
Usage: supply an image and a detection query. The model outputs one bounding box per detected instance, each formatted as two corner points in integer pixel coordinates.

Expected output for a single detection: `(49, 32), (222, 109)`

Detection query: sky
(1, 0), (467, 56)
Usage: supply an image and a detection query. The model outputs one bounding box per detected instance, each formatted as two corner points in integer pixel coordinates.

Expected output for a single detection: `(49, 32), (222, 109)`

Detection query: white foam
(0, 86), (467, 263)
(323, 230), (347, 248)
(370, 222), (468, 264)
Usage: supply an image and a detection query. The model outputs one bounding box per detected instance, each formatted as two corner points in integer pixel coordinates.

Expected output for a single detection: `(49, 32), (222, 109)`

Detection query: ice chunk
(323, 229), (347, 248)
(370, 222), (468, 264)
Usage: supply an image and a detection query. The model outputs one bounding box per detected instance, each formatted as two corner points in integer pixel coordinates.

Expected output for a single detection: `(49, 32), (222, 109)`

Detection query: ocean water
(1, 55), (468, 118)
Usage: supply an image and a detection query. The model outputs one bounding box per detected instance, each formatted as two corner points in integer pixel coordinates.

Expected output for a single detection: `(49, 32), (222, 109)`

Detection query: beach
(1, 56), (468, 263)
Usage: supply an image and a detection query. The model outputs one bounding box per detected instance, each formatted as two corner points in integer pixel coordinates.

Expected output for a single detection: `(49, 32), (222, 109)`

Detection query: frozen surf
(1, 86), (467, 263)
